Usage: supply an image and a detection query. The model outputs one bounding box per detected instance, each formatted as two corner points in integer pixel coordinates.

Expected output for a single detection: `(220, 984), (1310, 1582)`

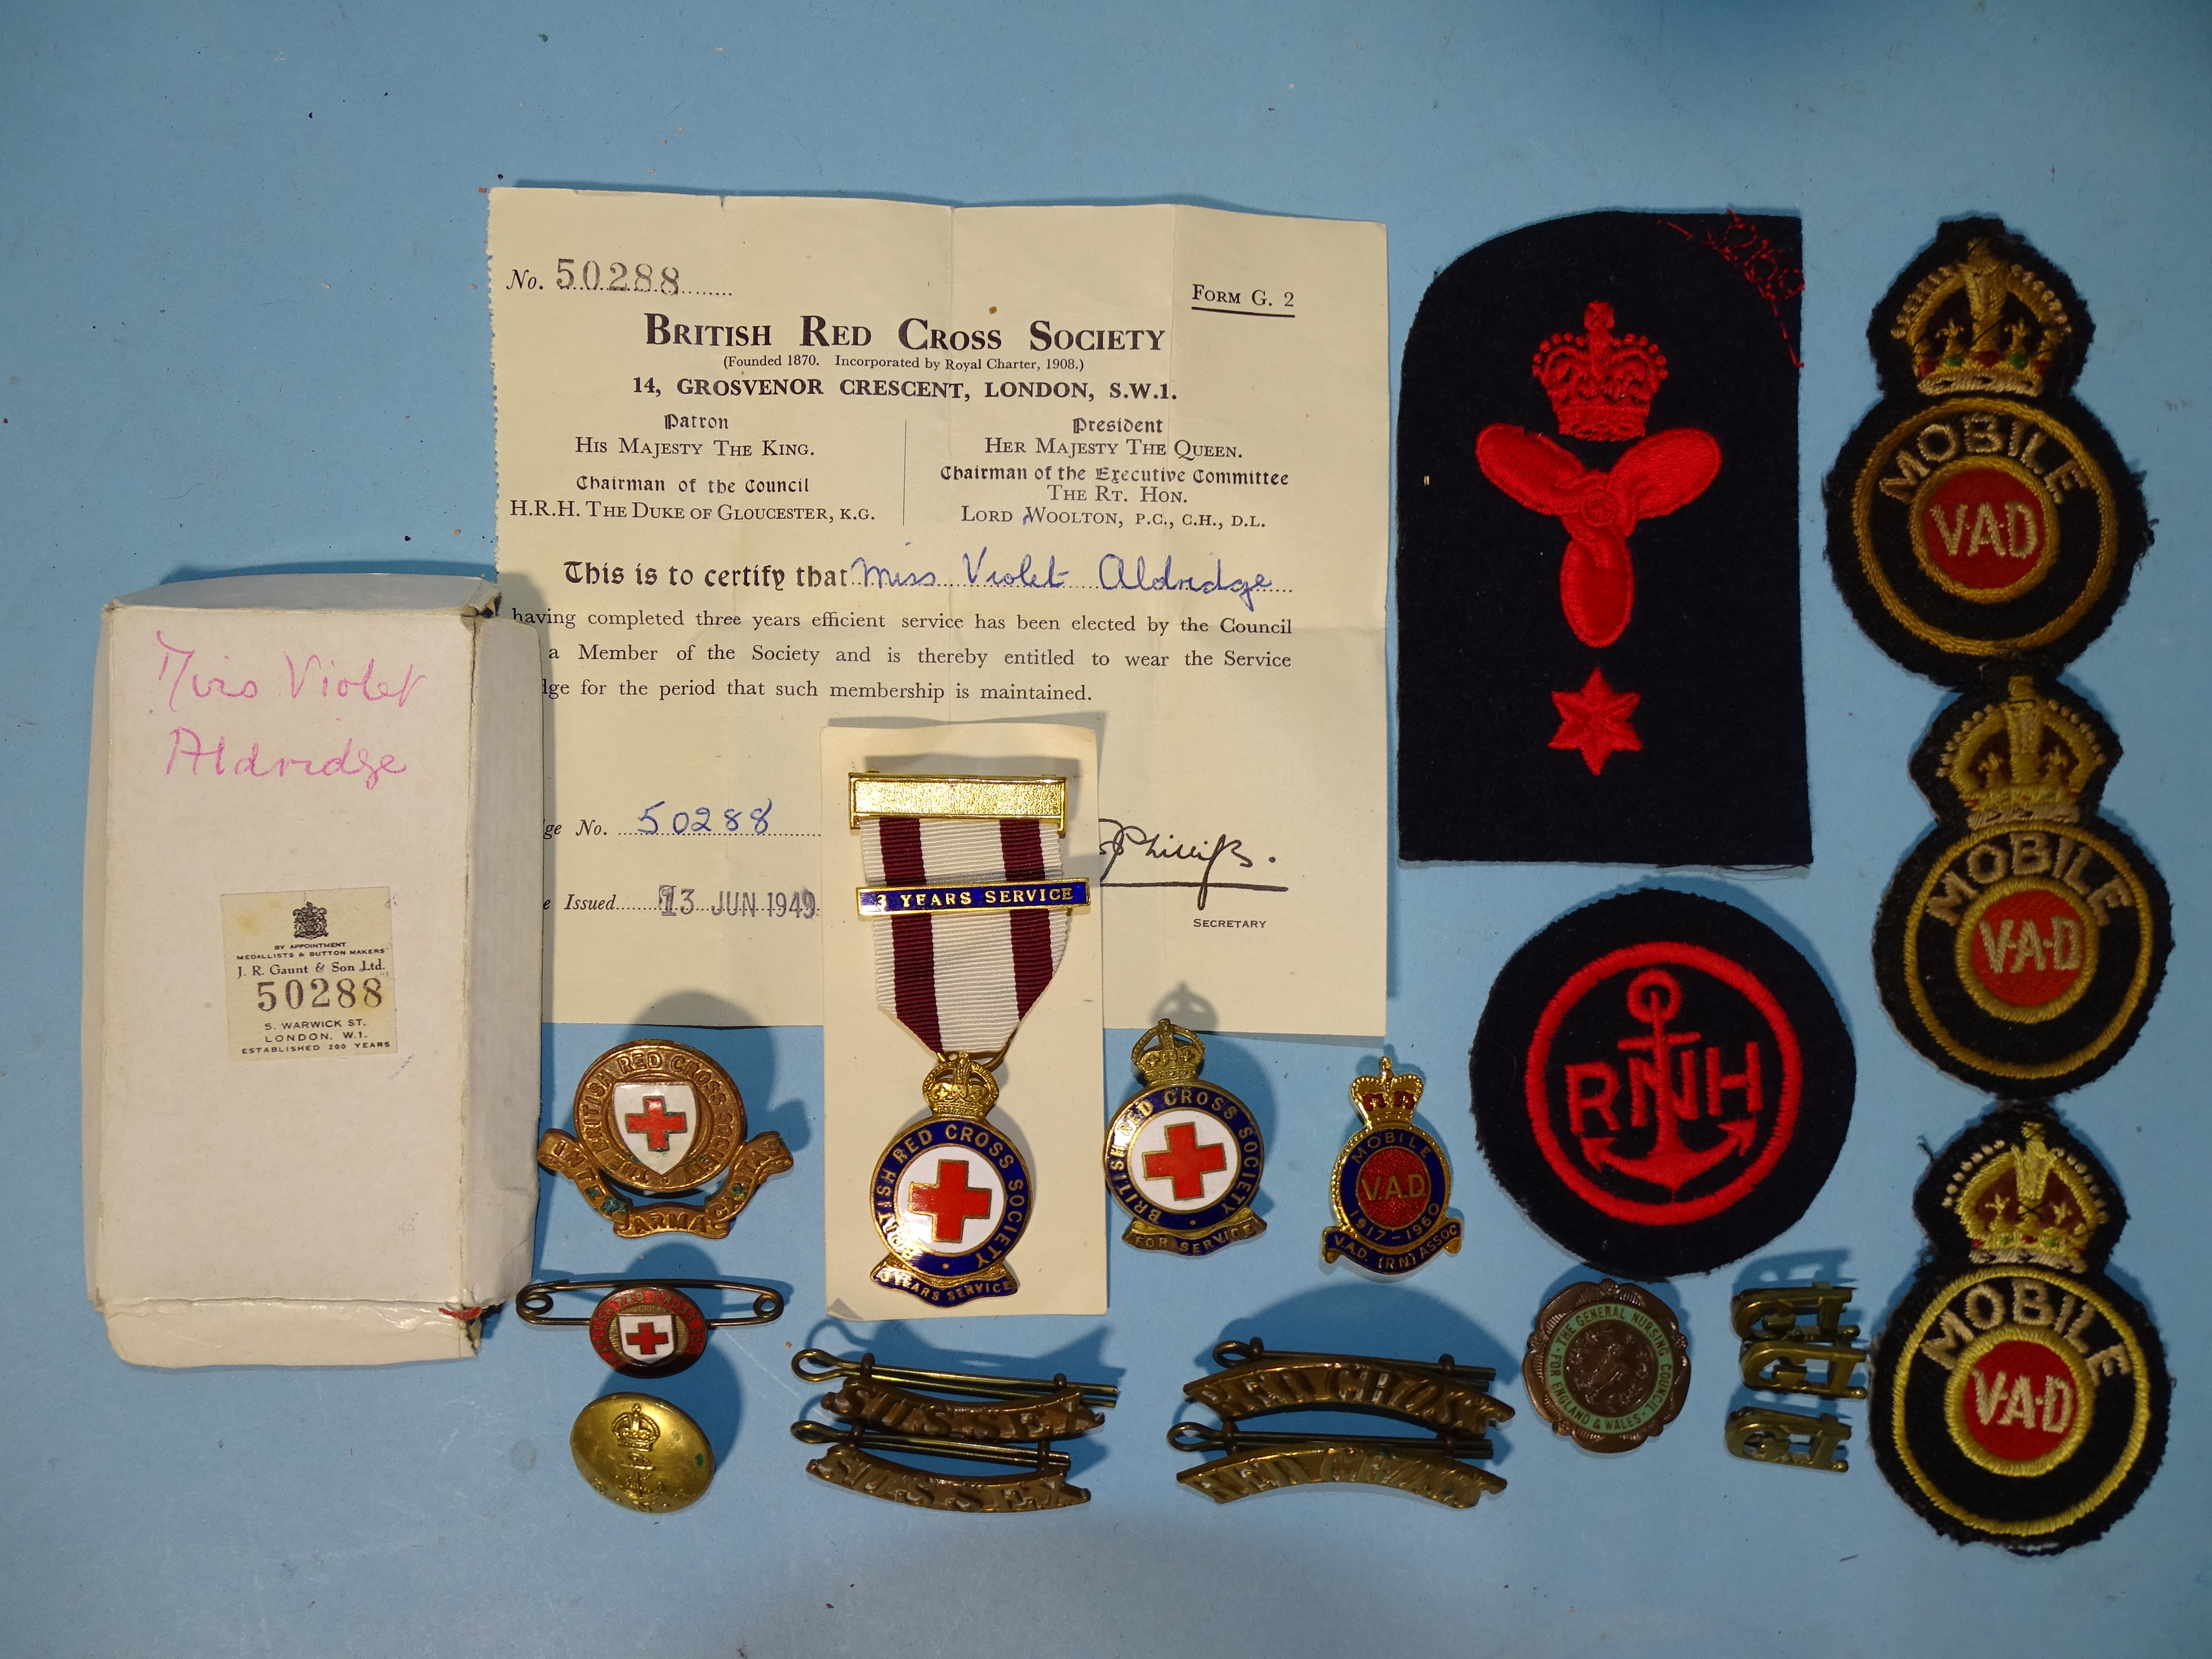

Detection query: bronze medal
(1523, 1279), (1690, 1454)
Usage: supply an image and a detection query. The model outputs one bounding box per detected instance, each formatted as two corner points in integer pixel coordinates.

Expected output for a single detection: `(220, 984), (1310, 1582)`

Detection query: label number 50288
(256, 977), (384, 1012)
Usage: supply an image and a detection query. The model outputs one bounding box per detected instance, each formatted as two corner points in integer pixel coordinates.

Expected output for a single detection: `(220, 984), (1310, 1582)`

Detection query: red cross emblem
(624, 1093), (688, 1153)
(908, 1157), (994, 1244)
(1143, 1120), (1228, 1201)
(618, 1313), (674, 1362)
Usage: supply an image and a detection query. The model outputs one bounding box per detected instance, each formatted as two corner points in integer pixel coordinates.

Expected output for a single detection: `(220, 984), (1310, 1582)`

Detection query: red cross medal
(851, 773), (1087, 1307)
(1322, 1058), (1463, 1277)
(1104, 1019), (1265, 1256)
(537, 1041), (793, 1239)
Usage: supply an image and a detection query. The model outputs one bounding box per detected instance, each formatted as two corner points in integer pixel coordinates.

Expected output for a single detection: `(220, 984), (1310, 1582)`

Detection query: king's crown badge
(1936, 675), (2106, 828)
(1941, 1119), (2107, 1274)
(1891, 234), (2071, 399)
(922, 1053), (1000, 1121)
(1131, 1019), (1206, 1088)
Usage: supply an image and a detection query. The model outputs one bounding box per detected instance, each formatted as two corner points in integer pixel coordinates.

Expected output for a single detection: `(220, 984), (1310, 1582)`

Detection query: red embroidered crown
(1531, 302), (1669, 441)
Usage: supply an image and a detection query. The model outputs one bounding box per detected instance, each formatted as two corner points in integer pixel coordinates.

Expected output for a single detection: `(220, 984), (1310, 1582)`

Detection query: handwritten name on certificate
(490, 189), (1386, 1036)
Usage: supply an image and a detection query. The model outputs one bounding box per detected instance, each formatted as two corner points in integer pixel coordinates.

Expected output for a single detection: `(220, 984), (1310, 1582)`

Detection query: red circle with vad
(1525, 941), (1802, 1225)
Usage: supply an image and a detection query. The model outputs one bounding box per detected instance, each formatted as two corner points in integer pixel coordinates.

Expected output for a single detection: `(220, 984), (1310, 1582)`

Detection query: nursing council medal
(852, 772), (1089, 1308)
(1104, 1019), (1265, 1256)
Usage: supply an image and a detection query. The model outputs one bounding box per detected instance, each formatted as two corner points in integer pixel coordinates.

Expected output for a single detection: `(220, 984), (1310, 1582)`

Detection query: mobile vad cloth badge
(1104, 1019), (1265, 1256)
(1823, 219), (2150, 687)
(1397, 210), (1809, 866)
(851, 773), (1088, 1307)
(1870, 1109), (2167, 1552)
(1473, 888), (1853, 1279)
(1876, 675), (2167, 1096)
(537, 1040), (792, 1239)
(1322, 1057), (1461, 1276)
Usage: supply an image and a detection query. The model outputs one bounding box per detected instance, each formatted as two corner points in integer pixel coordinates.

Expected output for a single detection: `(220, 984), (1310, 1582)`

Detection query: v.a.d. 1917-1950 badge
(1322, 1057), (1462, 1276)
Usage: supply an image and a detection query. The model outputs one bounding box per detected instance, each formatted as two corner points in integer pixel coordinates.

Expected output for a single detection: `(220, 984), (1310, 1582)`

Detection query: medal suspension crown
(1939, 675), (2105, 829)
(922, 1053), (1001, 1120)
(1350, 1056), (1424, 1125)
(1131, 1019), (1205, 1088)
(1891, 236), (2070, 398)
(1531, 302), (1669, 441)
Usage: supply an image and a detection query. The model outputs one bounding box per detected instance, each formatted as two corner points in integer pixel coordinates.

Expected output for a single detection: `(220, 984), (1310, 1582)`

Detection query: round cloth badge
(1875, 674), (2170, 1097)
(1523, 1279), (1691, 1453)
(1472, 888), (1854, 1279)
(1821, 218), (2151, 688)
(1104, 1020), (1266, 1256)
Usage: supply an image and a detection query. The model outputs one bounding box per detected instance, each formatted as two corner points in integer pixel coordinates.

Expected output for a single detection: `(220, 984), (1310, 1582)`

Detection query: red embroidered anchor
(1577, 970), (1755, 1195)
(1475, 302), (1723, 648)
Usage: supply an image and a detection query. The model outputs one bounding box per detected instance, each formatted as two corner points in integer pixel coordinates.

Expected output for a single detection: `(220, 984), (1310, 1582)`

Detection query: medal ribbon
(861, 815), (1068, 1056)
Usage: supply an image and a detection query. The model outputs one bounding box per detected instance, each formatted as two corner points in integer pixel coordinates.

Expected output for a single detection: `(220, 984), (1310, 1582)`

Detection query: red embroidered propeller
(1475, 424), (1723, 648)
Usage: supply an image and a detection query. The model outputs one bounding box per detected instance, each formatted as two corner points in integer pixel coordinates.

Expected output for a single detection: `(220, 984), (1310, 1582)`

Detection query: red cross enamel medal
(537, 1040), (793, 1239)
(1104, 1020), (1265, 1256)
(868, 1054), (1033, 1307)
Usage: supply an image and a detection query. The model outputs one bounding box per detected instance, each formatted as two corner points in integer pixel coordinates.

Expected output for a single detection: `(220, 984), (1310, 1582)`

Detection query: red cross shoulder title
(1476, 302), (1721, 648)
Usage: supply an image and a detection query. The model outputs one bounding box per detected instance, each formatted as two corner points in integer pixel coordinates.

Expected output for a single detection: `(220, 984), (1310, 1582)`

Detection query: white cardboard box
(83, 575), (542, 1366)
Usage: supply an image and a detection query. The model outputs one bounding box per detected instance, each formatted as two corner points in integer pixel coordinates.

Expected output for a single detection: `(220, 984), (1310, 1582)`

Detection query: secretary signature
(1098, 819), (1289, 911)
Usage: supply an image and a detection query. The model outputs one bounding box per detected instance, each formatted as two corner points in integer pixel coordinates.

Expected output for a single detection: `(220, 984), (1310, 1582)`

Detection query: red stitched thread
(1658, 212), (1805, 367)
(1475, 424), (1722, 647)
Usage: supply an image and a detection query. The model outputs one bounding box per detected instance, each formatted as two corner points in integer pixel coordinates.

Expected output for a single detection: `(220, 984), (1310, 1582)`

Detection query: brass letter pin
(1171, 1337), (1511, 1508)
(1724, 1281), (1868, 1473)
(791, 1348), (1117, 1512)
(515, 1277), (785, 1378)
(537, 1040), (793, 1240)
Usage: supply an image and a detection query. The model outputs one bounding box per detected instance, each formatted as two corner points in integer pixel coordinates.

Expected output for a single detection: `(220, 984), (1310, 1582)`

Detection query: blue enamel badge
(1104, 1020), (1266, 1256)
(869, 1054), (1031, 1307)
(1322, 1058), (1463, 1276)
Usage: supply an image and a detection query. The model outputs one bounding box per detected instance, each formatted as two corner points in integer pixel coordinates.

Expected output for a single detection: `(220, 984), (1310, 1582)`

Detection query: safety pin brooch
(790, 1348), (1117, 1512)
(1171, 1338), (1512, 1508)
(515, 1277), (784, 1378)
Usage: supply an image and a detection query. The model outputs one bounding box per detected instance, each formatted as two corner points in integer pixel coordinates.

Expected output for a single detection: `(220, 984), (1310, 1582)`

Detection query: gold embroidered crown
(922, 1053), (1001, 1120)
(1937, 675), (2105, 828)
(612, 1401), (663, 1453)
(1892, 236), (2071, 398)
(1350, 1057), (1424, 1125)
(1131, 1019), (1205, 1087)
(1942, 1121), (2105, 1273)
(1532, 302), (1669, 441)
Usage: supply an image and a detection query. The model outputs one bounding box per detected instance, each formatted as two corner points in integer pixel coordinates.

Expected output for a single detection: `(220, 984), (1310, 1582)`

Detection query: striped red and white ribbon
(860, 816), (1069, 1055)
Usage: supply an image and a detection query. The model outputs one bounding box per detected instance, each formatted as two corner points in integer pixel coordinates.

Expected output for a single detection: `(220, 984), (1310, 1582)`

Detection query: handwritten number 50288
(637, 800), (773, 835)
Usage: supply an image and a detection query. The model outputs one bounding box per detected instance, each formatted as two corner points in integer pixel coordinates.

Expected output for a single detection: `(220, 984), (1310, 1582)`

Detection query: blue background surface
(4, 4), (2208, 1654)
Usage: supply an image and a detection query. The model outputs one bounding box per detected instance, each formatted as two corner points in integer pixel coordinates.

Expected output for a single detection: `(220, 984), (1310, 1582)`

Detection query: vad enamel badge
(1473, 888), (1854, 1279)
(1322, 1057), (1462, 1276)
(1824, 218), (2150, 687)
(1871, 1110), (2168, 1552)
(537, 1040), (793, 1240)
(1875, 674), (2169, 1096)
(869, 1054), (1031, 1307)
(1104, 1019), (1265, 1256)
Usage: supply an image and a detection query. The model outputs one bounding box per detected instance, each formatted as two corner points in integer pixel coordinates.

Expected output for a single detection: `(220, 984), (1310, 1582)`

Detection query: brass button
(570, 1393), (714, 1513)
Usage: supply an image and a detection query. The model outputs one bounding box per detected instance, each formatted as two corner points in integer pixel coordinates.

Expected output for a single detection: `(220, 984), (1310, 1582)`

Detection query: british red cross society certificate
(490, 189), (1386, 1035)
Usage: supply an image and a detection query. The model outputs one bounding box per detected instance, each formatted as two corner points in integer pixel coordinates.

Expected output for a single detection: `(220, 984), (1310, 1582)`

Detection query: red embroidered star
(1550, 668), (1642, 774)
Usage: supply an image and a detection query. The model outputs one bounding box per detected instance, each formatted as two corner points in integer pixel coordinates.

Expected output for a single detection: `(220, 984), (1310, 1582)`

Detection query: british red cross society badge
(537, 1040), (793, 1239)
(1472, 888), (1854, 1279)
(514, 1277), (785, 1378)
(850, 773), (1086, 1307)
(1103, 1019), (1265, 1256)
(1322, 1057), (1462, 1276)
(1870, 1110), (2168, 1552)
(1875, 674), (2168, 1096)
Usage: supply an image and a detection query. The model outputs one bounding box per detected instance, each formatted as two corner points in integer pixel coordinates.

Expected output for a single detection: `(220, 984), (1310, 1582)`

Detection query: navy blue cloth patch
(1398, 211), (1810, 866)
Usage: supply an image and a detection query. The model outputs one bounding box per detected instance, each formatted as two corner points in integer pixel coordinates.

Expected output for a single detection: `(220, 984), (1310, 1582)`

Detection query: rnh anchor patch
(1876, 674), (2169, 1096)
(1871, 1110), (2168, 1552)
(1473, 888), (1854, 1279)
(1322, 1058), (1463, 1276)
